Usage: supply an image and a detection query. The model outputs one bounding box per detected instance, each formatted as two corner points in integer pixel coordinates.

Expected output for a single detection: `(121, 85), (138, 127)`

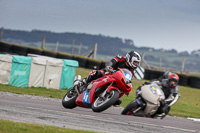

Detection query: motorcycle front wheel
(121, 100), (139, 115)
(62, 87), (78, 109)
(92, 90), (120, 112)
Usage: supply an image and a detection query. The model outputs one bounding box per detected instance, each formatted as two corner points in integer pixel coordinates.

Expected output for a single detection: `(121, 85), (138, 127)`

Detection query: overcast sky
(0, 0), (200, 53)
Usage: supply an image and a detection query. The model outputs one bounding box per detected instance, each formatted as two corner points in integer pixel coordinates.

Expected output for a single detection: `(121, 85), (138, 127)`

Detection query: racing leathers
(83, 55), (135, 85)
(151, 79), (180, 115)
(79, 55), (136, 106)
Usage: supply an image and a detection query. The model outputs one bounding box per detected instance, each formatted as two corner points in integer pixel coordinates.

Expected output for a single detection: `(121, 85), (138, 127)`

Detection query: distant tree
(191, 50), (200, 57)
(167, 49), (177, 53)
(124, 39), (135, 46)
(138, 46), (153, 51)
(179, 51), (189, 56)
(144, 55), (159, 62)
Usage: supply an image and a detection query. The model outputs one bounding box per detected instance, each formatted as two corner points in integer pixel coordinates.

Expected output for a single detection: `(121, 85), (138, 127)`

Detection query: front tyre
(62, 87), (78, 109)
(92, 90), (120, 112)
(121, 100), (139, 115)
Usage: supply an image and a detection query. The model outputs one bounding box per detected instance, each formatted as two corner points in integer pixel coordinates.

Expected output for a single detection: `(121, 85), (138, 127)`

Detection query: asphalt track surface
(0, 92), (199, 133)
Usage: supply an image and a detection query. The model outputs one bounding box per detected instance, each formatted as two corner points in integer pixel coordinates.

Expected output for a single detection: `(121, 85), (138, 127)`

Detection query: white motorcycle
(121, 83), (180, 119)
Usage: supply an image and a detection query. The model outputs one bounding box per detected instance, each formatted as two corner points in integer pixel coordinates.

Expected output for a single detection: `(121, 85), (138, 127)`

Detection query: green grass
(0, 119), (97, 133)
(0, 68), (91, 98)
(168, 86), (200, 118)
(0, 67), (200, 119)
(0, 84), (67, 98)
(0, 67), (200, 133)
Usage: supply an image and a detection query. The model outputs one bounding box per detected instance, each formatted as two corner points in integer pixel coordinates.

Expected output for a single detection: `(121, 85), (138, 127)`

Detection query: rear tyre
(62, 87), (78, 109)
(121, 101), (139, 115)
(92, 90), (120, 112)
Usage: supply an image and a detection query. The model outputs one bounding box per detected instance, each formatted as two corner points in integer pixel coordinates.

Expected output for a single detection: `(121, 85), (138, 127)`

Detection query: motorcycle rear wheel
(92, 90), (119, 112)
(62, 87), (78, 109)
(121, 101), (139, 115)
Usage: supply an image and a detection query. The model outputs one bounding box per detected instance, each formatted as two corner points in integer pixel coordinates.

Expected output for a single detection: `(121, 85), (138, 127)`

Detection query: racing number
(83, 92), (89, 102)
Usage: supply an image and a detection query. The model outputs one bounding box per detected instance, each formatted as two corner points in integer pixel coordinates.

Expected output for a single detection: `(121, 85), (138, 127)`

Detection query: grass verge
(0, 67), (200, 119)
(0, 119), (97, 133)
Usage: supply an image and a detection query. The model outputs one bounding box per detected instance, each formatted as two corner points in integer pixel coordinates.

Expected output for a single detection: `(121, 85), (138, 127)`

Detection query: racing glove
(104, 66), (115, 73)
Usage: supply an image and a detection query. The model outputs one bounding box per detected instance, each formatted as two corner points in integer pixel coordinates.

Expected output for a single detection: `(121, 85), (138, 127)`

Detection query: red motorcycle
(62, 68), (133, 112)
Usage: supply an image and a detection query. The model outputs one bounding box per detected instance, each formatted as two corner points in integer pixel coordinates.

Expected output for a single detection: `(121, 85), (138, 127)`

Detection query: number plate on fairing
(83, 91), (90, 106)
(150, 87), (157, 94)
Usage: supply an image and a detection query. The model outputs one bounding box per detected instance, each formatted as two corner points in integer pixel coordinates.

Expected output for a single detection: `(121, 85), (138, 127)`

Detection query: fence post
(181, 58), (185, 73)
(55, 41), (59, 52)
(93, 43), (97, 59)
(78, 43), (82, 55)
(141, 52), (145, 67)
(71, 39), (75, 54)
(160, 57), (162, 70)
(41, 34), (45, 49)
(0, 27), (4, 41)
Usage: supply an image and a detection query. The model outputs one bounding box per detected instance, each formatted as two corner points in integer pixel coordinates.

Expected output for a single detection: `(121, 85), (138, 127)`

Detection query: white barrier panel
(28, 54), (65, 89)
(0, 55), (13, 84)
(44, 59), (64, 89)
(134, 66), (145, 79)
(28, 57), (47, 87)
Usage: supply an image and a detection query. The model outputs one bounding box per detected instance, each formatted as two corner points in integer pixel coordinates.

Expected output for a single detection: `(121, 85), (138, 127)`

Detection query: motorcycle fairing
(89, 76), (117, 103)
(82, 91), (90, 108)
(76, 93), (91, 108)
(106, 85), (121, 94)
(76, 76), (116, 108)
(122, 72), (132, 83)
(150, 87), (157, 94)
(141, 85), (160, 104)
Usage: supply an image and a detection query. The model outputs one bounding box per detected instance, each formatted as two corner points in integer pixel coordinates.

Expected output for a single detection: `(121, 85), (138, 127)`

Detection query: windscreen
(151, 83), (165, 100)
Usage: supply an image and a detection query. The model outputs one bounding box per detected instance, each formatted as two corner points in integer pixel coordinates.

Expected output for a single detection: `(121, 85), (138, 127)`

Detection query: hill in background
(1, 28), (200, 72)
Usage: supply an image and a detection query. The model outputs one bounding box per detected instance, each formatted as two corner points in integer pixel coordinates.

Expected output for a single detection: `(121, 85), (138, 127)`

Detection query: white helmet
(125, 51), (141, 69)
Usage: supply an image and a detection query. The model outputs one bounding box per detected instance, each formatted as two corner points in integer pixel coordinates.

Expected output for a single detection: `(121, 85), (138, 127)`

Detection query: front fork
(73, 75), (82, 95)
(74, 85), (80, 95)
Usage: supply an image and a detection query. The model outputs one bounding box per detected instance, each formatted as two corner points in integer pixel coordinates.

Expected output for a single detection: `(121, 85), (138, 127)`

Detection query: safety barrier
(0, 41), (12, 53)
(143, 69), (200, 89)
(0, 41), (105, 69)
(28, 47), (43, 55)
(1, 41), (200, 89)
(188, 76), (200, 88)
(0, 54), (78, 89)
(12, 45), (28, 56)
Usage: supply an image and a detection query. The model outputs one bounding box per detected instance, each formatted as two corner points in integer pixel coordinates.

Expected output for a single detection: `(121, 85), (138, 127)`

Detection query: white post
(78, 43), (82, 55)
(41, 34), (45, 49)
(55, 41), (59, 52)
(181, 58), (185, 73)
(0, 27), (3, 41)
(141, 52), (145, 67)
(71, 39), (75, 54)
(160, 57), (162, 70)
(93, 43), (97, 59)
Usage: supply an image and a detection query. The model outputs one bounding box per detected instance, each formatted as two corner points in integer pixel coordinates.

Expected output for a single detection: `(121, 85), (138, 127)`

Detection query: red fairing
(75, 68), (133, 109)
(106, 69), (132, 98)
(76, 75), (116, 108)
(76, 93), (88, 107)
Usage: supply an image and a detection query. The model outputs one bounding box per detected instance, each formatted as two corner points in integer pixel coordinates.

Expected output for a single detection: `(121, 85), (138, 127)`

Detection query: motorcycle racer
(147, 71), (180, 117)
(74, 50), (141, 105)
